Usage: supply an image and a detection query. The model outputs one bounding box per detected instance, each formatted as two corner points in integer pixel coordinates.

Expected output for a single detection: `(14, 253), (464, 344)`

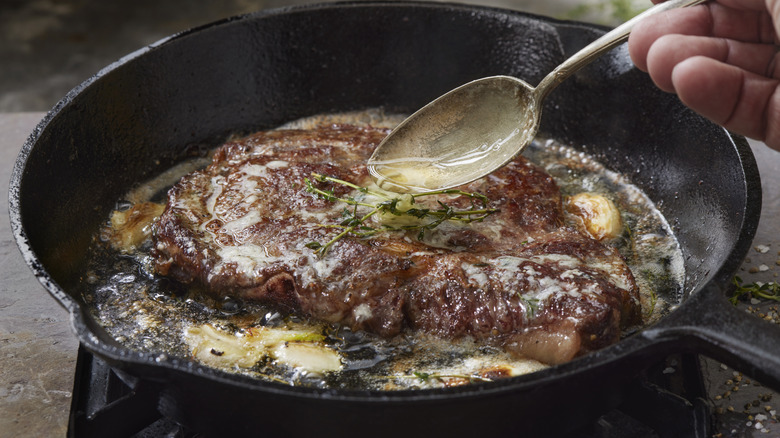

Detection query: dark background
(0, 0), (630, 112)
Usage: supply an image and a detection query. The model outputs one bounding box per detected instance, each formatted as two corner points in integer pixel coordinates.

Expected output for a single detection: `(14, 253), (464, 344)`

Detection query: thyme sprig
(373, 371), (493, 384)
(729, 276), (780, 305)
(411, 371), (493, 384)
(303, 172), (499, 256)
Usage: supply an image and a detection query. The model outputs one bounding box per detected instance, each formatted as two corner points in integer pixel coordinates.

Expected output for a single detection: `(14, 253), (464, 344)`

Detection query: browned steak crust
(152, 124), (640, 365)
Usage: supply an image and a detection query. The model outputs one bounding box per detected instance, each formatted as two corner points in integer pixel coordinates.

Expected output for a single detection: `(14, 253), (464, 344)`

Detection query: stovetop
(68, 344), (710, 438)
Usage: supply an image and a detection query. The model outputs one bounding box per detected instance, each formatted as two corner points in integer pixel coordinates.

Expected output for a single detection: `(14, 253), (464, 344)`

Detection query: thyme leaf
(519, 296), (539, 319)
(413, 371), (430, 381)
(304, 173), (499, 256)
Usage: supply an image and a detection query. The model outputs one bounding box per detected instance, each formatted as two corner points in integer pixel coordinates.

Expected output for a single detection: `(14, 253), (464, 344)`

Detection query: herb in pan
(304, 172), (499, 256)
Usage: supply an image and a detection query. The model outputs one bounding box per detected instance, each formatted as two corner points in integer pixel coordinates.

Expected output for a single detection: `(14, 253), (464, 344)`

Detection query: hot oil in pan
(524, 139), (684, 325)
(81, 111), (683, 390)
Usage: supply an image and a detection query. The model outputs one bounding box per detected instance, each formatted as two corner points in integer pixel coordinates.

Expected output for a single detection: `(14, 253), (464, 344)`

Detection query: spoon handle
(535, 0), (708, 98)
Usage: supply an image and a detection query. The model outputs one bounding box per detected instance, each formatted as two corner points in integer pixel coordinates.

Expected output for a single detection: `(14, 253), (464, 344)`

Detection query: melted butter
(216, 244), (277, 275)
(369, 127), (529, 193)
(367, 84), (538, 193)
(84, 109), (683, 390)
(369, 160), (439, 193)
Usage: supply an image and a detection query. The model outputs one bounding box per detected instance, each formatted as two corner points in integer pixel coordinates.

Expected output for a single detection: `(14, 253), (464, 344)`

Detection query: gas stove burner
(68, 344), (710, 438)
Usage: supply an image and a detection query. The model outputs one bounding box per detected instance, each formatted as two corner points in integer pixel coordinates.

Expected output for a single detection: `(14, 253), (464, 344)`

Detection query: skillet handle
(642, 282), (780, 390)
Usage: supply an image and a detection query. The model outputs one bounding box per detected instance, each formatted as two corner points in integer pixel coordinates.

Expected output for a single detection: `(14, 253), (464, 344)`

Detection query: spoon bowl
(368, 0), (707, 193)
(368, 76), (540, 192)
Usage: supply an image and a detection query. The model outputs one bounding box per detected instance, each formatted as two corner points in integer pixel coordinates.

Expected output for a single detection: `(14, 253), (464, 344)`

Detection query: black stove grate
(67, 345), (710, 438)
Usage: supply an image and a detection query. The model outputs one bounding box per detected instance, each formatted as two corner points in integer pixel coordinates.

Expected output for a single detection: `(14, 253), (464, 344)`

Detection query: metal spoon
(368, 0), (707, 193)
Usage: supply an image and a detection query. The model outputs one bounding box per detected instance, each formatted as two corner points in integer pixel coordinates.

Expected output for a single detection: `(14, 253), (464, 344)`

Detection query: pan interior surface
(9, 1), (759, 435)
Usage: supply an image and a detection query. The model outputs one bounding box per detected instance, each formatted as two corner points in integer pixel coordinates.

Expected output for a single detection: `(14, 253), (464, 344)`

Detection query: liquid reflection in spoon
(368, 79), (538, 193)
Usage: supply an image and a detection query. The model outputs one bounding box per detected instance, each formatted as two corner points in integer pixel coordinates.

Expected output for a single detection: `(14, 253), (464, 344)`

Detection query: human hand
(627, 0), (780, 149)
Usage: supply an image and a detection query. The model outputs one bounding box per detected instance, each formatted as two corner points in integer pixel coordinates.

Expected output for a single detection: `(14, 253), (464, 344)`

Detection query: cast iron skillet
(8, 1), (777, 436)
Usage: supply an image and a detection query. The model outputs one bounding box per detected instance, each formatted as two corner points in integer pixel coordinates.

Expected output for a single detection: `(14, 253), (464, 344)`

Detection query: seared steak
(152, 124), (640, 365)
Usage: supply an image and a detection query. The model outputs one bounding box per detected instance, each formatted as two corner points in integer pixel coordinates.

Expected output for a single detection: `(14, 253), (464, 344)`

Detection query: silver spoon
(368, 0), (707, 193)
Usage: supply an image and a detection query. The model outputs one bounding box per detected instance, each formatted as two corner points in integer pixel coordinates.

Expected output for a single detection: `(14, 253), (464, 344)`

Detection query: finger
(650, 0), (766, 5)
(645, 34), (779, 91)
(718, 0), (772, 10)
(628, 3), (774, 71)
(672, 56), (780, 147)
(645, 0), (771, 20)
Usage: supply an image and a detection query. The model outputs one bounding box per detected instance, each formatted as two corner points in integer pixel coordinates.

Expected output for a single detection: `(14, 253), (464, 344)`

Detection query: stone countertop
(2, 112), (780, 437)
(0, 112), (79, 437)
(704, 139), (780, 437)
